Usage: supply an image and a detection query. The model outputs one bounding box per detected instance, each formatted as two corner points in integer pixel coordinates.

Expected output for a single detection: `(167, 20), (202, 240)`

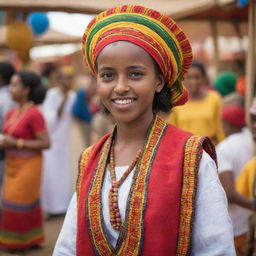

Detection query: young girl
(54, 5), (235, 255)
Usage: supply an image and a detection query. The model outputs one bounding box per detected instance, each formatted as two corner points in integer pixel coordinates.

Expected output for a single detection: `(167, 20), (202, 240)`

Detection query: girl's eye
(100, 72), (114, 80)
(129, 71), (143, 78)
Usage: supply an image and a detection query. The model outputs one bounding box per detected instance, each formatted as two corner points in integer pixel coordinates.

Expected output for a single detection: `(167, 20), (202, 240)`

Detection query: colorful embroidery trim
(176, 135), (211, 255)
(86, 115), (166, 255)
(76, 146), (93, 204)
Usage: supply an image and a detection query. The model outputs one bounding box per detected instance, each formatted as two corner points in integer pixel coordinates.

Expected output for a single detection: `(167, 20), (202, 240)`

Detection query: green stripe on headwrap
(86, 14), (182, 74)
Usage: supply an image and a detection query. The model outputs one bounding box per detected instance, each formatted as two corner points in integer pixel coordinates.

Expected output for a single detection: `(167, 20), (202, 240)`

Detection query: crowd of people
(0, 4), (255, 256)
(0, 61), (111, 252)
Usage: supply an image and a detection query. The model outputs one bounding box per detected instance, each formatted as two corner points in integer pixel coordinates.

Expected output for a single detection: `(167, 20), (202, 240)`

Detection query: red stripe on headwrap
(92, 30), (173, 82)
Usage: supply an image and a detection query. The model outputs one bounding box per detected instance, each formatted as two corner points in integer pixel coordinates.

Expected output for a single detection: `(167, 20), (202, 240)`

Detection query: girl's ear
(156, 73), (165, 93)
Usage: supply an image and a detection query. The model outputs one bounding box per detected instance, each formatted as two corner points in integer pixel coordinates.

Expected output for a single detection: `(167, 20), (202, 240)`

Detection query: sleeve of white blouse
(53, 193), (77, 256)
(191, 151), (236, 256)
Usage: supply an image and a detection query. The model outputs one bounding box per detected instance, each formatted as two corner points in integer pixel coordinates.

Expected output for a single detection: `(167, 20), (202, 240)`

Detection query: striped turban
(82, 5), (193, 106)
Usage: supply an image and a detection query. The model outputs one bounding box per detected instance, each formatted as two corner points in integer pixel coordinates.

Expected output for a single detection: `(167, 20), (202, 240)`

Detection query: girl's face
(184, 66), (206, 95)
(96, 41), (164, 124)
(9, 74), (29, 103)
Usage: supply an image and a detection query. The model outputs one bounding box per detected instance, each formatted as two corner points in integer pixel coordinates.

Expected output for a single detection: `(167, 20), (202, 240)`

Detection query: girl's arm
(192, 151), (236, 255)
(53, 193), (77, 256)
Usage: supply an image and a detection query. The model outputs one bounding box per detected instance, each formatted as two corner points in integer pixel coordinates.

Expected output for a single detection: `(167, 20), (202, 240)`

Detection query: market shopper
(166, 61), (225, 144)
(0, 71), (50, 250)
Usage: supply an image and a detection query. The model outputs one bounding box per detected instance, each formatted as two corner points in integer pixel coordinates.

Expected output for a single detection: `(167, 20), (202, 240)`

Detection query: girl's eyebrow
(127, 65), (147, 70)
(98, 65), (147, 72)
(98, 66), (115, 72)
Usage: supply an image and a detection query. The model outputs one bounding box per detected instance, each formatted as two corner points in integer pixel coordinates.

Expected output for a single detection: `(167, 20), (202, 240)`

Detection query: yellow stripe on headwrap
(88, 22), (179, 85)
(81, 5), (193, 106)
(90, 12), (183, 62)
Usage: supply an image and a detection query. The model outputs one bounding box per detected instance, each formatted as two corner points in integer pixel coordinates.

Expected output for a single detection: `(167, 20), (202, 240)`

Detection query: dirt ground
(0, 216), (65, 256)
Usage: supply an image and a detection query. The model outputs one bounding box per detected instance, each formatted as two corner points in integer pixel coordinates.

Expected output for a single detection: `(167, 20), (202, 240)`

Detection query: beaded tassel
(108, 142), (141, 231)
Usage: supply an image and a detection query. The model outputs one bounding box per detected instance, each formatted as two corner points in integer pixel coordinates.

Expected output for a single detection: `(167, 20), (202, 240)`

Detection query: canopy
(0, 0), (242, 19)
(0, 26), (80, 47)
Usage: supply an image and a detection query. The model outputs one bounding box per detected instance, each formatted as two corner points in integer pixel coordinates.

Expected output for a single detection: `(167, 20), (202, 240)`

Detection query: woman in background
(0, 71), (50, 251)
(166, 61), (225, 144)
(41, 66), (75, 216)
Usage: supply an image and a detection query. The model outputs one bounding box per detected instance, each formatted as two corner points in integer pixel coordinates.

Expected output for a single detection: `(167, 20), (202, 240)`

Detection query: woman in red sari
(0, 71), (50, 251)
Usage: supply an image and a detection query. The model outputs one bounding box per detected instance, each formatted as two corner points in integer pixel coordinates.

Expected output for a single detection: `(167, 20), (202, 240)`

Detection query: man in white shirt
(217, 103), (254, 255)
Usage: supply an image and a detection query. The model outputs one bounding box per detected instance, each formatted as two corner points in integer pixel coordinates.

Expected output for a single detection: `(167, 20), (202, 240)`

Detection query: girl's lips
(112, 98), (135, 105)
(111, 98), (136, 110)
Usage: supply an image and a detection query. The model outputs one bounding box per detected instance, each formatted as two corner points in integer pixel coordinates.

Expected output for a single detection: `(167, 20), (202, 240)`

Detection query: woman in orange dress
(0, 71), (50, 251)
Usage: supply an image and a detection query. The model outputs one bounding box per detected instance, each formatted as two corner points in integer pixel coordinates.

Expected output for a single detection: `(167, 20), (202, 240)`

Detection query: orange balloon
(6, 21), (34, 62)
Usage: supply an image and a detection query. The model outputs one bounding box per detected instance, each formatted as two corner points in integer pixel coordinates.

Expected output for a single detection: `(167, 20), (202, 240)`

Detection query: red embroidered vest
(76, 116), (216, 256)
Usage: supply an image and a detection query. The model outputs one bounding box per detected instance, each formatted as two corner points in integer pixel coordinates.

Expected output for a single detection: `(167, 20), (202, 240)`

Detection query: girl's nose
(114, 78), (130, 94)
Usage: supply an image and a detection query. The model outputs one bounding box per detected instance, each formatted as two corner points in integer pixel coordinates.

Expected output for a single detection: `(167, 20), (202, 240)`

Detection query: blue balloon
(0, 12), (3, 25)
(27, 12), (49, 36)
(237, 0), (249, 7)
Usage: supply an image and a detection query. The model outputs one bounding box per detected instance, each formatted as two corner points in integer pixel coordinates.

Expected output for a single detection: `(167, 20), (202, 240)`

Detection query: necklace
(108, 141), (142, 231)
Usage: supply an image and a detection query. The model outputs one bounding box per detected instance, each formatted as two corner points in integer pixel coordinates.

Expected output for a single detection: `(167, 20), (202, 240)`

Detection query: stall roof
(0, 26), (80, 46)
(0, 0), (242, 19)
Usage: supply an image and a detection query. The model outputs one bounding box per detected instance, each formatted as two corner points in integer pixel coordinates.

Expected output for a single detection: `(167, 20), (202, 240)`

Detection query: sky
(47, 12), (95, 36)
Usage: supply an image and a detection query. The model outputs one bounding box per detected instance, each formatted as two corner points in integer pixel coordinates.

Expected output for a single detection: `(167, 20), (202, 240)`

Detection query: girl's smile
(96, 41), (164, 125)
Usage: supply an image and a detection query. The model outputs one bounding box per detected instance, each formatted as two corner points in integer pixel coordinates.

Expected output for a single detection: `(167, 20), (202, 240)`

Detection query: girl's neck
(115, 113), (154, 147)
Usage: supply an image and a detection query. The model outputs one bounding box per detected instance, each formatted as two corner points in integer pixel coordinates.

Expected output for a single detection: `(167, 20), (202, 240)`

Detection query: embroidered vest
(76, 116), (216, 256)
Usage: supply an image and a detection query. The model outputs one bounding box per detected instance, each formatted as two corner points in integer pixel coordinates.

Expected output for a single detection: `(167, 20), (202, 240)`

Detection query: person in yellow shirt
(236, 98), (256, 198)
(236, 98), (256, 255)
(236, 158), (256, 199)
(166, 61), (225, 144)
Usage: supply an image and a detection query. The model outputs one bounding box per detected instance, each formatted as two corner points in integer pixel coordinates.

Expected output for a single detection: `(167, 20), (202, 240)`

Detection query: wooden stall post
(210, 19), (220, 77)
(246, 0), (256, 126)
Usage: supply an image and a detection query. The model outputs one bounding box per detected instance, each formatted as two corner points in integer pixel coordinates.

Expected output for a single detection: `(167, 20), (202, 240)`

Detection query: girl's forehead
(97, 41), (153, 64)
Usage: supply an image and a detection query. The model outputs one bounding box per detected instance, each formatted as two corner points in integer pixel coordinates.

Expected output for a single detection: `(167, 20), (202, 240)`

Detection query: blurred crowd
(0, 59), (255, 255)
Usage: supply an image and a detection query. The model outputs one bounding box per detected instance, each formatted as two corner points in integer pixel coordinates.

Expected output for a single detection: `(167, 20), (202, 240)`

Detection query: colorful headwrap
(82, 5), (193, 106)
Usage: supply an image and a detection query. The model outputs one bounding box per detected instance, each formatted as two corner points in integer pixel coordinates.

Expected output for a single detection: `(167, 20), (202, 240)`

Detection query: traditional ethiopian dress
(54, 115), (235, 255)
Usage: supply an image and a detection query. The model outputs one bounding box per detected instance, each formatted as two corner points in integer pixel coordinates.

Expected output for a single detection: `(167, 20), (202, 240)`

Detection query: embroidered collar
(86, 115), (167, 256)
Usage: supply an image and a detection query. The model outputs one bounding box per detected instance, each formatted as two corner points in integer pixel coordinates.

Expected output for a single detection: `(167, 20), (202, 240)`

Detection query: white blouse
(53, 151), (236, 256)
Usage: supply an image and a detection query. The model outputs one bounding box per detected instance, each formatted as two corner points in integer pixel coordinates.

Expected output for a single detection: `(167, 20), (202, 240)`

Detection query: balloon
(27, 12), (49, 36)
(237, 0), (249, 7)
(0, 11), (4, 25)
(6, 21), (34, 63)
